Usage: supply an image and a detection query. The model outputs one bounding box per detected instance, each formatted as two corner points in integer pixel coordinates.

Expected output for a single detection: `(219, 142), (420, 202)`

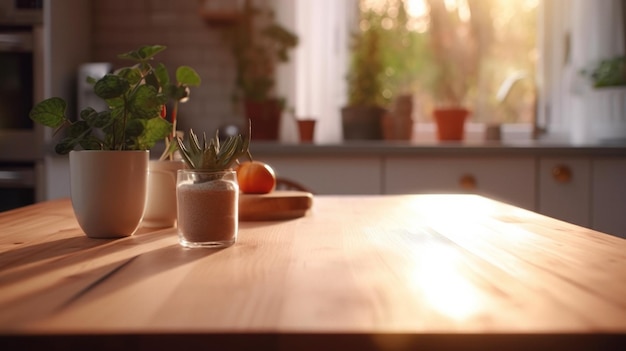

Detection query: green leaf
(176, 66), (201, 86)
(118, 45), (167, 62)
(55, 121), (93, 153)
(66, 120), (91, 139)
(91, 111), (114, 129)
(176, 137), (195, 169)
(80, 107), (113, 129)
(29, 97), (67, 128)
(168, 85), (191, 102)
(137, 117), (172, 149)
(176, 128), (250, 171)
(116, 67), (143, 86)
(80, 107), (98, 122)
(95, 74), (130, 99)
(79, 136), (104, 151)
(55, 137), (77, 154)
(105, 96), (124, 110)
(154, 63), (170, 87)
(189, 129), (202, 155)
(125, 118), (145, 138)
(128, 84), (166, 119)
(144, 71), (160, 91)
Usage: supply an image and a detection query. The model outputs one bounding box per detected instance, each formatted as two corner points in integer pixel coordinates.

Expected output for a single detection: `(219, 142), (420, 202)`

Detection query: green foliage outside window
(351, 0), (538, 123)
(347, 0), (432, 108)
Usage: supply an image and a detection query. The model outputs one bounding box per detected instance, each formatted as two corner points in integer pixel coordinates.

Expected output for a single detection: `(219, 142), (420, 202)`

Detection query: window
(275, 0), (623, 143)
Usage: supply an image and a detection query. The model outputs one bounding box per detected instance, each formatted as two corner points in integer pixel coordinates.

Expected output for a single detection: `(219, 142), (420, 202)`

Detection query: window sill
(413, 122), (536, 143)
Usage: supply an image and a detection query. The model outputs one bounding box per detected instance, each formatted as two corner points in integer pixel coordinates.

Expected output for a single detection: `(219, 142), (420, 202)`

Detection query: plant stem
(120, 95), (129, 150)
(170, 101), (179, 160)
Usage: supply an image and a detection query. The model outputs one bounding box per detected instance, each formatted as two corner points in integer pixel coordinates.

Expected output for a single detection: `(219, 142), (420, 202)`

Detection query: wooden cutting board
(239, 190), (313, 221)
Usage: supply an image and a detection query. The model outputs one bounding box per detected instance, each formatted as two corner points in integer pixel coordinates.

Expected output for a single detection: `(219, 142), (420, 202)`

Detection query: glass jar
(176, 169), (238, 248)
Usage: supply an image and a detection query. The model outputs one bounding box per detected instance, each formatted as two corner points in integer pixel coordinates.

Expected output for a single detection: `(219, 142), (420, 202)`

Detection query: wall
(91, 0), (236, 135)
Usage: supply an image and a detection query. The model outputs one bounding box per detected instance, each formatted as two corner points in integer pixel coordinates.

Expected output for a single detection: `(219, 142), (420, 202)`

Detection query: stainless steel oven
(0, 161), (35, 212)
(0, 0), (43, 211)
(0, 1), (43, 25)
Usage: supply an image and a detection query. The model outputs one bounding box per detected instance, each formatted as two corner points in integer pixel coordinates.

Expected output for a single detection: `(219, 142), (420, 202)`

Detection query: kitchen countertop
(1, 195), (626, 350)
(36, 137), (626, 161)
(249, 139), (626, 157)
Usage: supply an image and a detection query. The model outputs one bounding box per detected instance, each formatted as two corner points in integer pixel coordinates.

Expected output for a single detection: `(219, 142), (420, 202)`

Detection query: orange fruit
(236, 161), (276, 194)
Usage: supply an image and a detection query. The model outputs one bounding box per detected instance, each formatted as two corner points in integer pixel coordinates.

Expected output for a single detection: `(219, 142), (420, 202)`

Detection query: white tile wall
(91, 0), (236, 135)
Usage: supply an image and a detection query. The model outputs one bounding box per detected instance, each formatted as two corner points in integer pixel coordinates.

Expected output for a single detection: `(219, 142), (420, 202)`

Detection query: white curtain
(568, 0), (625, 143)
(275, 0), (357, 143)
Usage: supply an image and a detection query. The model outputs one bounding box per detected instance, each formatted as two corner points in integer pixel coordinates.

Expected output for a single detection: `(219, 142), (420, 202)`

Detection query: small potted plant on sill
(342, 6), (387, 141)
(176, 128), (251, 248)
(28, 45), (198, 238)
(426, 0), (475, 141)
(579, 55), (626, 142)
(221, 0), (298, 140)
(430, 62), (471, 141)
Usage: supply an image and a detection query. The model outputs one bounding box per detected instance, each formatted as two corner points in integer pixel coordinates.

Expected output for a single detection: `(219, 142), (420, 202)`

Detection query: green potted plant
(28, 45), (199, 238)
(426, 0), (476, 141)
(430, 59), (472, 141)
(579, 55), (626, 141)
(582, 56), (626, 88)
(342, 6), (387, 140)
(176, 128), (250, 248)
(223, 0), (298, 140)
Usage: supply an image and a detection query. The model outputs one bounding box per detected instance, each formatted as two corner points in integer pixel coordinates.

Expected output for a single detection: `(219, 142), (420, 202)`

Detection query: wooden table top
(1, 195), (626, 350)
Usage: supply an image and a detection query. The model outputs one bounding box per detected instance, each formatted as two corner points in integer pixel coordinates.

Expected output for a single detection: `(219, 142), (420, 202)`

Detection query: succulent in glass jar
(176, 128), (251, 171)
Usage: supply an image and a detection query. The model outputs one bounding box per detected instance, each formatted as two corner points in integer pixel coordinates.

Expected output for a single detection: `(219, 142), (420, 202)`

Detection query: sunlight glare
(406, 0), (428, 18)
(361, 0), (386, 14)
(360, 19), (371, 31)
(458, 0), (471, 22)
(382, 16), (394, 29)
(523, 0), (539, 11)
(412, 243), (481, 320)
(387, 3), (399, 18)
(443, 0), (457, 12)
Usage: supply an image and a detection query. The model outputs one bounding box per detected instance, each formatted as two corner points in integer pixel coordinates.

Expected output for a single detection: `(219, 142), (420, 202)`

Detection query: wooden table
(1, 195), (625, 350)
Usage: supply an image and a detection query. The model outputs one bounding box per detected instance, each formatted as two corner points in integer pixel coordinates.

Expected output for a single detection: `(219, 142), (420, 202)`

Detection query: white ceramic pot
(69, 150), (149, 239)
(143, 159), (185, 228)
(587, 87), (626, 142)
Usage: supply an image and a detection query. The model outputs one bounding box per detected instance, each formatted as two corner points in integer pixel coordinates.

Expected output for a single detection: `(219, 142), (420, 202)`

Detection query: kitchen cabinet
(537, 157), (591, 228)
(258, 155), (382, 195)
(591, 158), (626, 238)
(45, 141), (625, 238)
(383, 157), (536, 210)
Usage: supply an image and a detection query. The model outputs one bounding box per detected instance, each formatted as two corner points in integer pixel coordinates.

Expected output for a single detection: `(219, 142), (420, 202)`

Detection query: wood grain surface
(1, 195), (625, 351)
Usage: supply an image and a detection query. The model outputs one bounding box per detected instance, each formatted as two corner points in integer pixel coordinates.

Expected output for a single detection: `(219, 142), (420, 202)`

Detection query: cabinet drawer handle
(459, 174), (477, 190)
(552, 165), (572, 183)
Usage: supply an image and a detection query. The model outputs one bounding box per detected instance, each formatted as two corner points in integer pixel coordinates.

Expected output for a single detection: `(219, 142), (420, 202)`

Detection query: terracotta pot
(433, 108), (470, 141)
(382, 94), (414, 140)
(244, 99), (283, 140)
(297, 119), (316, 143)
(341, 105), (385, 140)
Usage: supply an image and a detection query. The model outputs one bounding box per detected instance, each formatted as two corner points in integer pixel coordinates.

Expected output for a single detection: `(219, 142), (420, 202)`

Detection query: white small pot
(587, 87), (626, 142)
(69, 150), (149, 239)
(143, 159), (185, 228)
